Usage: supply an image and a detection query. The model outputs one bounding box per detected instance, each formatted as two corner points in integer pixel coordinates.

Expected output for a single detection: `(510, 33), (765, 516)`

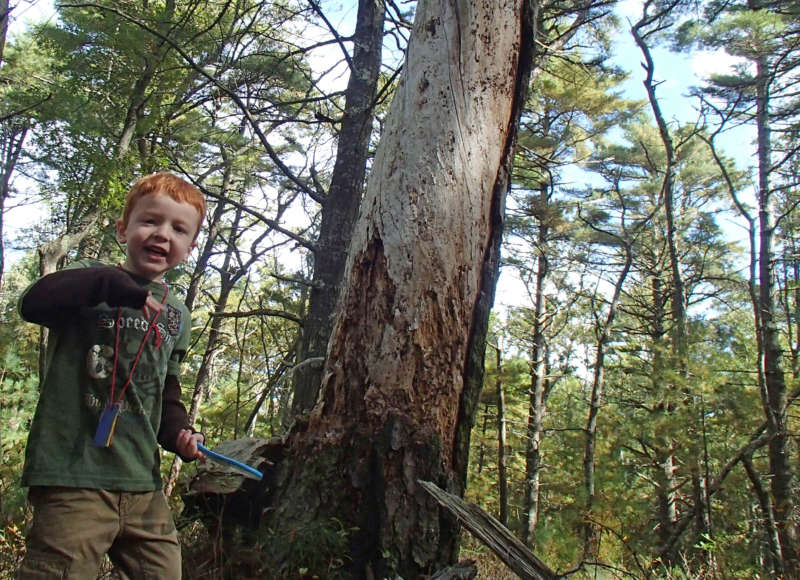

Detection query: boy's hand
(142, 292), (166, 319)
(176, 429), (205, 461)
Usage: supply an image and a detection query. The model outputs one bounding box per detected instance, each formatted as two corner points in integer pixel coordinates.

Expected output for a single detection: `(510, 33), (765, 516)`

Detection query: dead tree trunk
(261, 0), (534, 576)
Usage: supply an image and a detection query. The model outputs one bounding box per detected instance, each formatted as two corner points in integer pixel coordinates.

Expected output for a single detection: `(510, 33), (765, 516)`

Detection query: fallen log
(419, 480), (558, 580)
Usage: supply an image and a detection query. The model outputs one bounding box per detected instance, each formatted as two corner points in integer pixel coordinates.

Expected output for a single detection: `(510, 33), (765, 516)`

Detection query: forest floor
(461, 542), (520, 579)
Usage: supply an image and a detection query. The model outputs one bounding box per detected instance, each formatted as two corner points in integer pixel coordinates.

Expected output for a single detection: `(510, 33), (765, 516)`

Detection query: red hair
(121, 172), (206, 238)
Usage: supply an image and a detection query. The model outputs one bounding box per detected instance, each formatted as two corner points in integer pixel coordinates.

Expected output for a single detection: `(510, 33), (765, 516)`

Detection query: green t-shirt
(21, 260), (192, 491)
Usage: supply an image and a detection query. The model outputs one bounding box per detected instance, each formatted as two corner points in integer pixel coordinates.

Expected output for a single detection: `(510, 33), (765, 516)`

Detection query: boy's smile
(116, 192), (201, 281)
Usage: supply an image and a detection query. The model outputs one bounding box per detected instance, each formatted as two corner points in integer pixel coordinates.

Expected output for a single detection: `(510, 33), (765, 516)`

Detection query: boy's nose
(152, 225), (169, 240)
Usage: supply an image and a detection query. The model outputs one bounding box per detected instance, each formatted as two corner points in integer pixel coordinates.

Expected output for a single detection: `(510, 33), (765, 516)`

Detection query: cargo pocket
(16, 550), (70, 579)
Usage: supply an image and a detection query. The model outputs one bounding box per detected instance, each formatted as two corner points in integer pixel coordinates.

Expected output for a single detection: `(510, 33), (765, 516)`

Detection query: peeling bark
(262, 0), (532, 576)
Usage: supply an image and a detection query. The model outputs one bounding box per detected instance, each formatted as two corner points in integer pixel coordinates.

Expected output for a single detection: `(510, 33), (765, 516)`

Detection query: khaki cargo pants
(17, 487), (181, 579)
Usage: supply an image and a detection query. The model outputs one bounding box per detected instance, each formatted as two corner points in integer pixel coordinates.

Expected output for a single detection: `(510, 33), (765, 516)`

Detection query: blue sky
(613, 0), (752, 164)
(7, 0), (745, 152)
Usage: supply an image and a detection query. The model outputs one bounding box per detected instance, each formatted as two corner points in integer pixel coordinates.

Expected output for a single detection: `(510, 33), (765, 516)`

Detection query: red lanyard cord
(109, 283), (169, 406)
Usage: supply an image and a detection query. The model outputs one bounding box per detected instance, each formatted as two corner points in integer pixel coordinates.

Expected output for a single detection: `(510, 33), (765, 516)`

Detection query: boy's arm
(159, 374), (203, 461)
(19, 266), (148, 326)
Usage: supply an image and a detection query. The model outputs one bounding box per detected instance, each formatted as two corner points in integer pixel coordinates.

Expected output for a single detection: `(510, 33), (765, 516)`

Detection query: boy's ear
(115, 219), (127, 243)
(185, 239), (197, 259)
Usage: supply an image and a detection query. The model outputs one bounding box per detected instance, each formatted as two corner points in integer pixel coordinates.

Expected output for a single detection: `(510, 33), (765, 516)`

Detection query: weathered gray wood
(188, 438), (273, 495)
(419, 480), (558, 580)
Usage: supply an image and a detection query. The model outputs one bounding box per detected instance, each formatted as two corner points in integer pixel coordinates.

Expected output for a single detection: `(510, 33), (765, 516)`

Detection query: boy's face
(116, 192), (201, 281)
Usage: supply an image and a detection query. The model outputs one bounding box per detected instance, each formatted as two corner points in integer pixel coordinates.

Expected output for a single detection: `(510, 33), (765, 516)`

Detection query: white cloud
(616, 0), (644, 21)
(690, 49), (746, 82)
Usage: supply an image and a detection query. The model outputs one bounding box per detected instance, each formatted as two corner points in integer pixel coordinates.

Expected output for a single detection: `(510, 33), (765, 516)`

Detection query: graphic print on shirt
(87, 344), (114, 379)
(85, 306), (176, 418)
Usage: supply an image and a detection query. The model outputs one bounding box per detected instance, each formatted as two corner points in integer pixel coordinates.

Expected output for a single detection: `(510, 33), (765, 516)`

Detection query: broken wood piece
(418, 480), (558, 580)
(188, 437), (274, 495)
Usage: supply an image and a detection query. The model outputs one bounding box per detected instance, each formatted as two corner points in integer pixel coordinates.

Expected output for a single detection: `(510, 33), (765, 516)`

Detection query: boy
(17, 172), (207, 579)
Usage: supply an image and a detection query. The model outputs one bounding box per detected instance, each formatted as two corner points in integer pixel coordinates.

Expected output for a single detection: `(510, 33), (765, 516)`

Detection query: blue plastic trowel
(197, 442), (263, 480)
